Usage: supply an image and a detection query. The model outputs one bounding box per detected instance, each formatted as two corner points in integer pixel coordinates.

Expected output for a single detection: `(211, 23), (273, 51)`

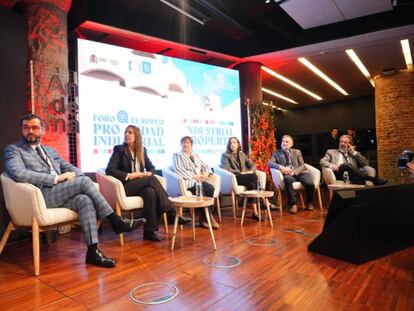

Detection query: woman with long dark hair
(221, 136), (260, 220)
(106, 125), (189, 242)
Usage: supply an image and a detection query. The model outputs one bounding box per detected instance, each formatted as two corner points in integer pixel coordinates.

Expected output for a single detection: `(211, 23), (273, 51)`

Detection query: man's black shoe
(143, 231), (162, 242)
(374, 178), (388, 186)
(167, 213), (191, 225)
(113, 217), (146, 234)
(86, 248), (116, 268)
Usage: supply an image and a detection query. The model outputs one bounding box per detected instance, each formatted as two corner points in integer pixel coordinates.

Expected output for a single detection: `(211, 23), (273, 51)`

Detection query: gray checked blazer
(4, 139), (82, 189)
(172, 151), (211, 189)
(268, 148), (308, 176)
(220, 151), (256, 174)
(320, 149), (368, 169)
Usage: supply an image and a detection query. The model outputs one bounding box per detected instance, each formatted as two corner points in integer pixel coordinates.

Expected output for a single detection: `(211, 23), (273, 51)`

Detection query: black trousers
(235, 173), (258, 190)
(336, 163), (366, 185)
(123, 175), (171, 231)
(187, 181), (214, 219)
(283, 173), (314, 206)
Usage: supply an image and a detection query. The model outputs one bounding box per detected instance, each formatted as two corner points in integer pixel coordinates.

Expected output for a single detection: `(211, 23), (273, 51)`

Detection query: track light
(159, 0), (205, 25)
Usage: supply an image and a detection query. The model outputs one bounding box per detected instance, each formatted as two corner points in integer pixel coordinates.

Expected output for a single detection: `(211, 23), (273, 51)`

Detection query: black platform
(308, 183), (414, 264)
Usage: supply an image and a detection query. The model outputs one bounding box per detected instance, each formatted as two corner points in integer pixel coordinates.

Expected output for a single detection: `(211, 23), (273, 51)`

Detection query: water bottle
(257, 179), (263, 192)
(343, 171), (350, 184)
(195, 181), (203, 200)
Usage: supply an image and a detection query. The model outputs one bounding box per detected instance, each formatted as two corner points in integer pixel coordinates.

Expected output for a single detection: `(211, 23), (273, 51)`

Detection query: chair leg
(277, 188), (283, 214)
(32, 217), (40, 276)
(162, 213), (168, 234)
(115, 203), (124, 246)
(299, 192), (305, 208)
(0, 222), (14, 255)
(317, 187), (323, 211)
(216, 197), (222, 223)
(231, 192), (236, 220)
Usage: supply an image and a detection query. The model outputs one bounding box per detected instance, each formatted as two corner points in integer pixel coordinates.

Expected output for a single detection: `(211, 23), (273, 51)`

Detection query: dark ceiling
(69, 0), (414, 57)
(8, 0), (414, 108)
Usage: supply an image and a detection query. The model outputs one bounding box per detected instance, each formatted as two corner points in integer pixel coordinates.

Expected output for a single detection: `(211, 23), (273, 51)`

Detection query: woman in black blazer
(220, 137), (260, 220)
(106, 125), (189, 242)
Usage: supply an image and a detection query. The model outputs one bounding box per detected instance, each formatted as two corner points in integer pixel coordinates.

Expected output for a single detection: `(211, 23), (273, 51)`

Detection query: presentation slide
(77, 39), (241, 172)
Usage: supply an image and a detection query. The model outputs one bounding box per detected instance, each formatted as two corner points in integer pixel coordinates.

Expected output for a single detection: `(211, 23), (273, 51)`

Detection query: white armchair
(321, 165), (376, 198)
(270, 164), (323, 212)
(213, 167), (267, 219)
(95, 171), (168, 246)
(161, 166), (221, 220)
(0, 173), (79, 276)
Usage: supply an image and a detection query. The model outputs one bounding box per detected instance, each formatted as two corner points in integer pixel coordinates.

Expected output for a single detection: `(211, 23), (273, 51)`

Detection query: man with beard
(320, 134), (387, 186)
(4, 114), (146, 268)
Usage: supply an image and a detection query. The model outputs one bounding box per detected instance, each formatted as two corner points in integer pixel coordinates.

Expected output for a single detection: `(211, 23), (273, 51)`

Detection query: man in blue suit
(4, 114), (146, 268)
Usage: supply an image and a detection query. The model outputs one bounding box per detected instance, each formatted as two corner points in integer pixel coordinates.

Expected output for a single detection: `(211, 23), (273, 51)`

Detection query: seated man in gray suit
(320, 134), (387, 185)
(4, 114), (146, 268)
(268, 135), (315, 214)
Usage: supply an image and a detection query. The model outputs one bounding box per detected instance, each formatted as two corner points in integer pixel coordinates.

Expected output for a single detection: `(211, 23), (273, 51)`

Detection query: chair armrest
(96, 172), (126, 209)
(214, 166), (238, 194)
(305, 164), (321, 188)
(162, 167), (187, 197)
(256, 170), (267, 189)
(1, 174), (46, 227)
(270, 168), (285, 190)
(321, 167), (337, 185)
(206, 173), (221, 198)
(155, 175), (167, 190)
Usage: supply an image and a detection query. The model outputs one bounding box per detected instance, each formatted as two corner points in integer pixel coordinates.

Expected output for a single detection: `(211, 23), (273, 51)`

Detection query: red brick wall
(24, 0), (72, 160)
(375, 70), (414, 183)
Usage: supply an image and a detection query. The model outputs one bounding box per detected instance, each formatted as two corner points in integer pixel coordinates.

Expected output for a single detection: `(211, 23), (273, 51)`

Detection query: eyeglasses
(22, 125), (42, 132)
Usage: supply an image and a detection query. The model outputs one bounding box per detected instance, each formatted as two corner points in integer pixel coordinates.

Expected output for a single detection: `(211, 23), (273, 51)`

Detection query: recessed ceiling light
(345, 49), (375, 87)
(298, 57), (349, 96)
(400, 39), (413, 71)
(261, 66), (323, 101)
(262, 87), (299, 104)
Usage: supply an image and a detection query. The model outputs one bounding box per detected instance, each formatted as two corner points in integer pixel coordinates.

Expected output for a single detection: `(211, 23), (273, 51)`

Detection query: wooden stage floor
(1, 199), (414, 311)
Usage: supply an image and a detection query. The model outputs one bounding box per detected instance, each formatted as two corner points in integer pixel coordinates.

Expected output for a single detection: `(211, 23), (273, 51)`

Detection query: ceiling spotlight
(265, 0), (271, 3)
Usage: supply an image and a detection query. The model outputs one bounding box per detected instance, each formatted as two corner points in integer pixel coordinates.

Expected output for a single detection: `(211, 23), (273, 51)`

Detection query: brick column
(22, 0), (72, 160)
(375, 70), (414, 183)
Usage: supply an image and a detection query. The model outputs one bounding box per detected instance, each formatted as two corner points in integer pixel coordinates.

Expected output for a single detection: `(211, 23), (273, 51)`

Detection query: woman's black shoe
(167, 213), (191, 225)
(252, 213), (261, 221)
(143, 231), (162, 242)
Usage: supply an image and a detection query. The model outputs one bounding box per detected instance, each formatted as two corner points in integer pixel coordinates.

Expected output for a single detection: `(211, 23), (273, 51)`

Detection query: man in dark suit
(4, 114), (146, 268)
(324, 128), (339, 152)
(268, 135), (315, 214)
